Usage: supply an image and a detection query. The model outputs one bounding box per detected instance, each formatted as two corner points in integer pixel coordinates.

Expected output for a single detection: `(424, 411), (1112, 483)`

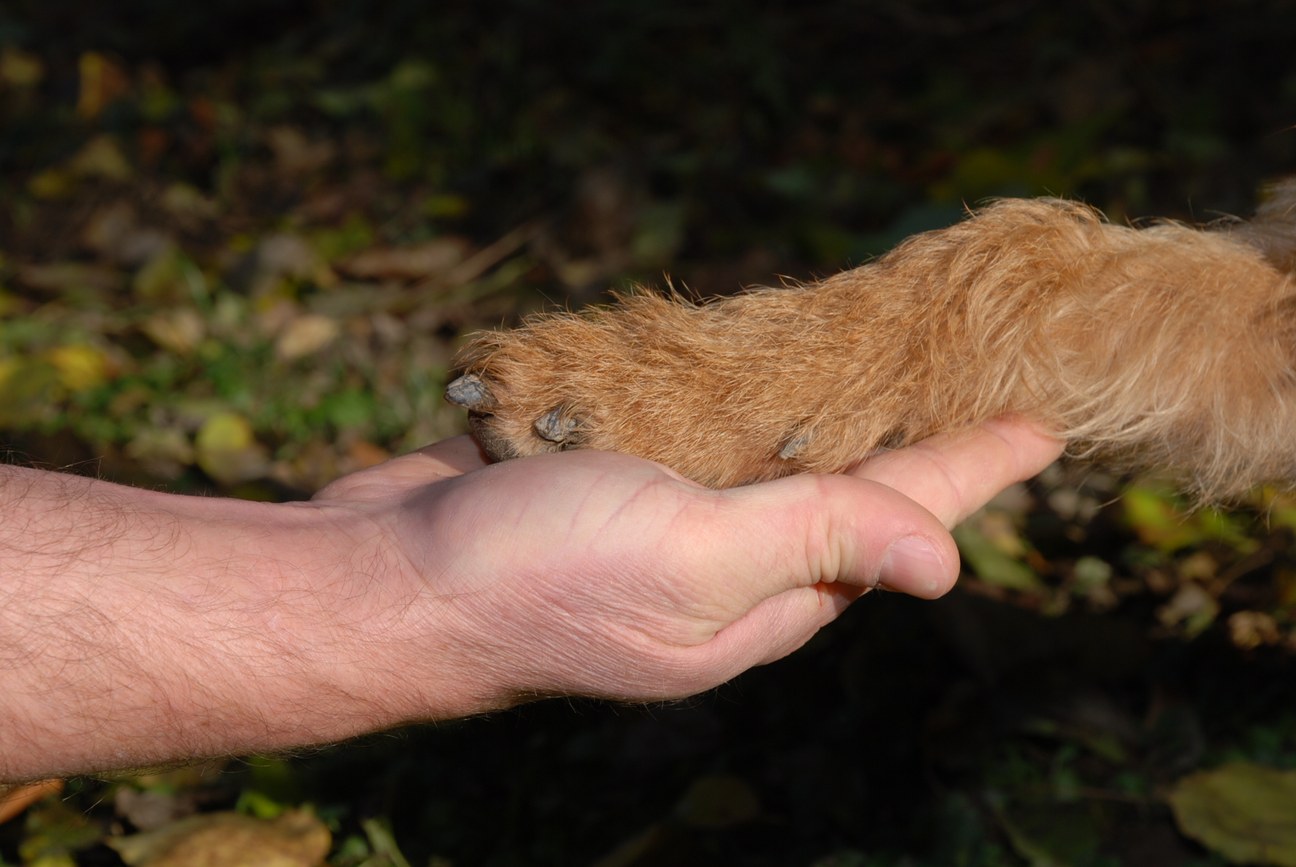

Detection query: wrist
(120, 489), (484, 756)
(157, 490), (508, 745)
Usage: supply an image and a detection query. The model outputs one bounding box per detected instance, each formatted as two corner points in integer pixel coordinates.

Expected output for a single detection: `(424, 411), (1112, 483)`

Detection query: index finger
(850, 417), (1064, 527)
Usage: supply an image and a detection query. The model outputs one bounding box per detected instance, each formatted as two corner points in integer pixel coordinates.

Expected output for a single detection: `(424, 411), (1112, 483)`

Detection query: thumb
(670, 473), (959, 681)
(704, 472), (961, 602)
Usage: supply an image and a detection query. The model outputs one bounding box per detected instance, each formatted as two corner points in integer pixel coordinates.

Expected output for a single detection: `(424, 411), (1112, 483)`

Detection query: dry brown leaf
(114, 787), (198, 833)
(108, 809), (330, 867)
(339, 238), (469, 282)
(241, 234), (333, 296)
(1228, 610), (1281, 650)
(16, 262), (122, 295)
(266, 126), (336, 175)
(0, 780), (62, 825)
(141, 308), (206, 355)
(347, 439), (391, 469)
(275, 313), (341, 360)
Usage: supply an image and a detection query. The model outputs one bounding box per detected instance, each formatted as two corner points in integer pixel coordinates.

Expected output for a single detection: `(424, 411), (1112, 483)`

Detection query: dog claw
(445, 373), (494, 409)
(534, 407), (582, 444)
(778, 433), (810, 460)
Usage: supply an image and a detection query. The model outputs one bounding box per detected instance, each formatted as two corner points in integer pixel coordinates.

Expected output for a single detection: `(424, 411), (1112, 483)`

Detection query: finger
(727, 582), (861, 666)
(698, 472), (960, 602)
(851, 416), (1063, 528)
(313, 436), (489, 502)
(642, 582), (859, 697)
(409, 435), (492, 476)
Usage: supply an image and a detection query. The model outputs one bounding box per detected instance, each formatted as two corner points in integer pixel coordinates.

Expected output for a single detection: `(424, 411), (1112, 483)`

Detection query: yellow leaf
(0, 357), (19, 390)
(68, 134), (132, 182)
(45, 345), (109, 392)
(1169, 763), (1296, 866)
(28, 169), (75, 200)
(0, 288), (22, 318)
(76, 51), (130, 120)
(196, 412), (253, 451)
(0, 47), (44, 88)
(195, 413), (268, 485)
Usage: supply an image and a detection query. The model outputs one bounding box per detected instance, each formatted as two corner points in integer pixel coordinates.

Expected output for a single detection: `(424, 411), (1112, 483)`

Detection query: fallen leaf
(0, 780), (62, 825)
(68, 134), (133, 182)
(19, 796), (102, 865)
(27, 168), (76, 200)
(266, 126), (336, 175)
(82, 200), (172, 265)
(338, 238), (468, 281)
(133, 248), (205, 303)
(991, 797), (1102, 867)
(195, 412), (269, 485)
(1228, 610), (1282, 650)
(16, 262), (122, 296)
(82, 201), (139, 254)
(673, 775), (759, 828)
(0, 358), (59, 425)
(0, 46), (44, 89)
(141, 308), (206, 355)
(125, 428), (196, 479)
(160, 184), (218, 224)
(45, 344), (111, 392)
(1123, 486), (1257, 555)
(275, 313), (340, 360)
(76, 51), (131, 120)
(1156, 583), (1219, 636)
(953, 522), (1043, 591)
(114, 787), (196, 833)
(108, 809), (330, 867)
(358, 818), (413, 867)
(347, 439), (391, 469)
(1168, 763), (1296, 866)
(239, 234), (329, 296)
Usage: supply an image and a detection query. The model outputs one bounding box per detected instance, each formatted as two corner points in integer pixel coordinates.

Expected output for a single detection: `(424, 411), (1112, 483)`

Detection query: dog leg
(450, 183), (1296, 497)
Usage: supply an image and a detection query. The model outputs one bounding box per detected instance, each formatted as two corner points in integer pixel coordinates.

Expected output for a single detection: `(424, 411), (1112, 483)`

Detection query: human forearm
(0, 464), (451, 782)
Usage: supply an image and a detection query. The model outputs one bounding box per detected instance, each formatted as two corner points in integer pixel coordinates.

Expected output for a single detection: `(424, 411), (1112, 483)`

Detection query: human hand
(311, 418), (1062, 718)
(0, 417), (1059, 781)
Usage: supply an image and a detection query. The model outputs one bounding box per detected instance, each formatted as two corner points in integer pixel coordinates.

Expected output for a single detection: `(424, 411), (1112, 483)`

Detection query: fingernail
(880, 536), (946, 594)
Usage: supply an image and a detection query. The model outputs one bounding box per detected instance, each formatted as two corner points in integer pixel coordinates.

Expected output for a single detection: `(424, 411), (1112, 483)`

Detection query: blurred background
(2, 1), (1296, 865)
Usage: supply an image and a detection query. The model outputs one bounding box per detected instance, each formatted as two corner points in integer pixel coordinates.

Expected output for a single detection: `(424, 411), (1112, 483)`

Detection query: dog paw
(445, 292), (852, 487)
(445, 365), (591, 460)
(444, 317), (609, 464)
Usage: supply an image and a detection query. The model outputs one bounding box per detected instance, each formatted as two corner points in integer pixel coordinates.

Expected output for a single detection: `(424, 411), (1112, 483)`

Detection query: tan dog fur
(448, 182), (1296, 499)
